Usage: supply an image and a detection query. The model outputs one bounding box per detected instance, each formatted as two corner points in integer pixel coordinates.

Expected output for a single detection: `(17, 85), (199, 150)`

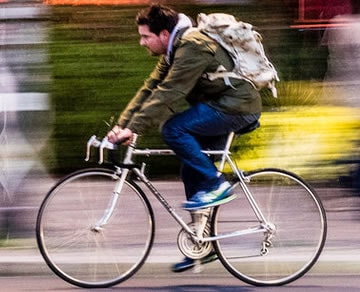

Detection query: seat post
(218, 131), (235, 171)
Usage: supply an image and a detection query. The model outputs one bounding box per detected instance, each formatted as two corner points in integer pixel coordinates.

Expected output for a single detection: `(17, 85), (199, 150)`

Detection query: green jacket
(117, 29), (261, 134)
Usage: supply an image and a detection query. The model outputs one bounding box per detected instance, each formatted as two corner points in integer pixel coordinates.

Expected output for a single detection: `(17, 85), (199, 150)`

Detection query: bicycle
(36, 122), (327, 288)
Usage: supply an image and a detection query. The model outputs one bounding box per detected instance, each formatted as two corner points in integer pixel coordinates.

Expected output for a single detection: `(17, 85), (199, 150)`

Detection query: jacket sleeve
(124, 41), (214, 134)
(117, 56), (169, 128)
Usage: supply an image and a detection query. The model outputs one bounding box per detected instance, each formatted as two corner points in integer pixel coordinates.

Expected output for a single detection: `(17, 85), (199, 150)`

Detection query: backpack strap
(204, 66), (278, 97)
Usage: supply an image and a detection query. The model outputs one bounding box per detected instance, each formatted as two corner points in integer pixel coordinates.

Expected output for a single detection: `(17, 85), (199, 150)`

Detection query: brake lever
(99, 137), (117, 164)
(85, 135), (118, 164)
(85, 135), (101, 162)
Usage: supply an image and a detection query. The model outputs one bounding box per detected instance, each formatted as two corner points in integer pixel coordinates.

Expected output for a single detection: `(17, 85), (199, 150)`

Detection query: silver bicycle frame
(86, 133), (269, 240)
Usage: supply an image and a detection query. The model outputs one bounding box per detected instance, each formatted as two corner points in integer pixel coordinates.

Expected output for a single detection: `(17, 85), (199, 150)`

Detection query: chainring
(177, 222), (213, 260)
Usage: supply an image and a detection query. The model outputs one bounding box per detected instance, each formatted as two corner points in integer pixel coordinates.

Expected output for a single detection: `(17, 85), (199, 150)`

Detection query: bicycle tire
(212, 168), (327, 286)
(36, 168), (154, 288)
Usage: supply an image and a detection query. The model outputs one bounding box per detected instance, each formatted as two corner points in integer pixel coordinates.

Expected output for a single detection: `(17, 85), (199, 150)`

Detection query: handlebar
(85, 134), (178, 165)
(85, 135), (118, 164)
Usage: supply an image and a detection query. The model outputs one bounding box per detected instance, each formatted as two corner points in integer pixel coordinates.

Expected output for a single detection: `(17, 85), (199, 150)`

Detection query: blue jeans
(161, 103), (260, 200)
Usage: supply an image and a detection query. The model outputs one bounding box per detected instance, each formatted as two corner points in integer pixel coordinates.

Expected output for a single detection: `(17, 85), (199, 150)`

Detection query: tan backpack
(196, 13), (279, 97)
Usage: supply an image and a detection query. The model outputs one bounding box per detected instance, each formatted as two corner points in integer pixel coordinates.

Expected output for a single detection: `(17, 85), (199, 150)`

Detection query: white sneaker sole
(184, 194), (237, 210)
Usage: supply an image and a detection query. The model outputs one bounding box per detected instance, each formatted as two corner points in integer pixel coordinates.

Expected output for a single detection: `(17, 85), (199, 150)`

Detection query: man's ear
(159, 29), (171, 43)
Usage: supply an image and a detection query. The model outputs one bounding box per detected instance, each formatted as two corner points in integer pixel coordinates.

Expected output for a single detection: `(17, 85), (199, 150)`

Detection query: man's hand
(107, 125), (133, 145)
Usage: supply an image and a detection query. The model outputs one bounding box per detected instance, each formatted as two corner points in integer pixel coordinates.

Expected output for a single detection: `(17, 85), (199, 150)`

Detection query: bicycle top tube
(85, 132), (235, 165)
(85, 120), (259, 164)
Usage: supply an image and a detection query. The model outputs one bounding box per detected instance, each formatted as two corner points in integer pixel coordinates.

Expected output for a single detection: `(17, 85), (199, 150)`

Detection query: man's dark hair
(136, 4), (179, 35)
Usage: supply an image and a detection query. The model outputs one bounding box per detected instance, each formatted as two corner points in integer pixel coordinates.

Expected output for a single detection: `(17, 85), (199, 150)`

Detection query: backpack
(195, 13), (279, 97)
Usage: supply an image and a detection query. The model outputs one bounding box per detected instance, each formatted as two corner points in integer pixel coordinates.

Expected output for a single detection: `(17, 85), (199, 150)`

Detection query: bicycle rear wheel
(213, 168), (327, 286)
(36, 168), (154, 288)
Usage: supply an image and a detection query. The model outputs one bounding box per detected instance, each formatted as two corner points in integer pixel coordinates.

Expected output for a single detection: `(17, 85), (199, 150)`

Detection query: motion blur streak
(0, 3), (51, 239)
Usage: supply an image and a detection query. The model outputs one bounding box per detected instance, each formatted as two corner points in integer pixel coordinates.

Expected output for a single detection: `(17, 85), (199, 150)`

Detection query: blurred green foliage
(48, 3), (358, 181)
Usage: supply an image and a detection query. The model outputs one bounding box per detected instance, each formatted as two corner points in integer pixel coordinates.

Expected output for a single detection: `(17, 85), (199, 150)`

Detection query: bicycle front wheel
(213, 168), (327, 286)
(36, 168), (154, 288)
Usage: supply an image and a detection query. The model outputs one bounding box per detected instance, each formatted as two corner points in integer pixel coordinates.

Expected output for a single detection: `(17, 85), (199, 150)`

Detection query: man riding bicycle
(106, 4), (261, 272)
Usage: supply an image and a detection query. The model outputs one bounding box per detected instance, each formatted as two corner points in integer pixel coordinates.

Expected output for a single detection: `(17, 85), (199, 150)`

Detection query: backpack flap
(197, 13), (279, 98)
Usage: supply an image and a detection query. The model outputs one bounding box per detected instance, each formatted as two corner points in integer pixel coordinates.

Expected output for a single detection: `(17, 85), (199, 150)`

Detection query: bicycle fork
(92, 136), (139, 231)
(91, 167), (129, 231)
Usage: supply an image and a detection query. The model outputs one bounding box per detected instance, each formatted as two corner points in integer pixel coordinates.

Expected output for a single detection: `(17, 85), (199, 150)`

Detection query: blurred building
(0, 1), (51, 237)
(320, 1), (360, 191)
(296, 0), (352, 24)
(322, 12), (360, 106)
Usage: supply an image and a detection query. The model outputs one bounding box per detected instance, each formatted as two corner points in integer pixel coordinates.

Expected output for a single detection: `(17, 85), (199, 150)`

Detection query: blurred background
(1, 0), (360, 242)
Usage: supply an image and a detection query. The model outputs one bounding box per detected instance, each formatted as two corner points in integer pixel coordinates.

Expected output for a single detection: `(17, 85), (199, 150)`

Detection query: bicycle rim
(213, 168), (327, 286)
(36, 168), (154, 288)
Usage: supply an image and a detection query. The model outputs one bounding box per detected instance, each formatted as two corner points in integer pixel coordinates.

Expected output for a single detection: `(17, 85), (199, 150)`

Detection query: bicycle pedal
(91, 226), (104, 232)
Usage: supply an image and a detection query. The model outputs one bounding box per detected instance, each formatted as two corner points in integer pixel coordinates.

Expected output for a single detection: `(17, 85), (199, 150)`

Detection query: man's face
(138, 25), (169, 56)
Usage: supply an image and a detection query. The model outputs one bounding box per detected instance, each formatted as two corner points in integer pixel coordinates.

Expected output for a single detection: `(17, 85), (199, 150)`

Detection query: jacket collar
(165, 13), (193, 65)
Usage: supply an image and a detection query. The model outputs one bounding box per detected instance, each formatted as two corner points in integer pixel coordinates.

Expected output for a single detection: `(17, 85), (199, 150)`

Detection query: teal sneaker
(183, 181), (233, 210)
(171, 252), (218, 273)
